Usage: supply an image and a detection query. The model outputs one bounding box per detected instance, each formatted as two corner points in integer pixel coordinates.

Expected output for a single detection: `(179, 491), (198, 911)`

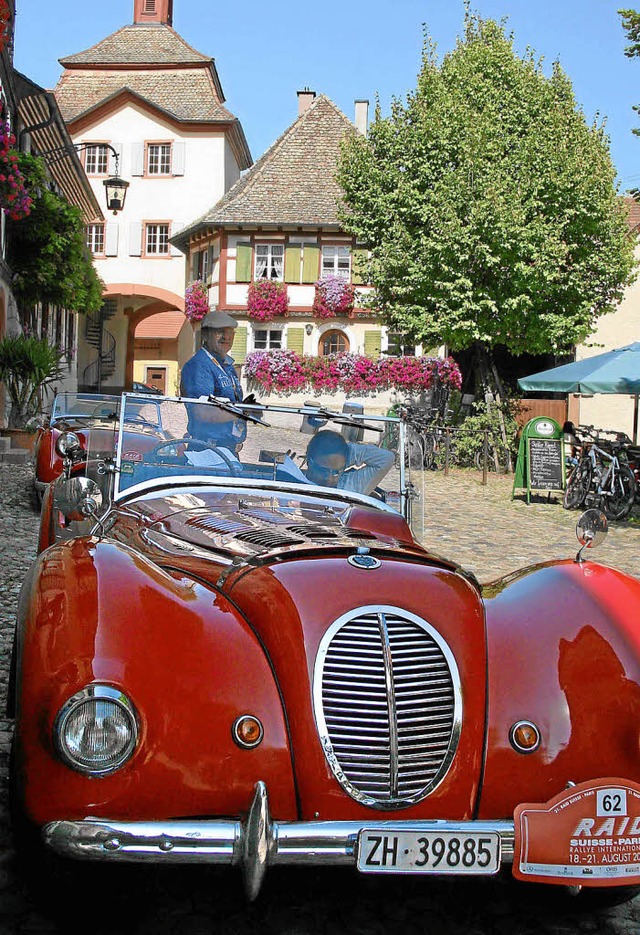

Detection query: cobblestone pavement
(1, 461), (640, 933)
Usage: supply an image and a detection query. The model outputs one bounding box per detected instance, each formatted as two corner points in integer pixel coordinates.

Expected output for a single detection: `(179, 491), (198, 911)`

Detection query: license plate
(357, 830), (501, 874)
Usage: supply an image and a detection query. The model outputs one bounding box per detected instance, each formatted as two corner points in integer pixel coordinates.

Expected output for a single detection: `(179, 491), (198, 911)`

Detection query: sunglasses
(309, 462), (345, 479)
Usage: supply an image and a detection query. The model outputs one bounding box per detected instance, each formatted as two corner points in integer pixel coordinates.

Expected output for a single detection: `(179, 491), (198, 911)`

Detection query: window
(193, 248), (210, 281)
(387, 332), (416, 357)
(254, 328), (282, 351)
(320, 330), (349, 356)
(86, 223), (105, 255)
(84, 144), (110, 176)
(147, 143), (172, 175)
(321, 245), (350, 281)
(144, 223), (170, 256)
(255, 243), (284, 280)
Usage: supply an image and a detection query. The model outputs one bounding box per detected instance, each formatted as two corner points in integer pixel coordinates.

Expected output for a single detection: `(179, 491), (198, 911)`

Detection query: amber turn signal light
(509, 720), (541, 754)
(232, 715), (264, 749)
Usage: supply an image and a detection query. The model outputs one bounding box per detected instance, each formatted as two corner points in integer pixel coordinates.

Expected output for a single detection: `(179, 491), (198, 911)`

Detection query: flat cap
(200, 311), (238, 330)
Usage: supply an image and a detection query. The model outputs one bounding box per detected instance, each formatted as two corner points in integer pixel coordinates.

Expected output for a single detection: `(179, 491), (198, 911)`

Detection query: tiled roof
(135, 310), (187, 339)
(175, 95), (356, 240)
(55, 68), (233, 124)
(624, 195), (640, 232)
(59, 24), (210, 66)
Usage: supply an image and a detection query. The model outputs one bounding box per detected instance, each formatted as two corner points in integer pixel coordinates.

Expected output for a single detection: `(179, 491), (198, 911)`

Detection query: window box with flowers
(243, 351), (462, 398)
(313, 275), (356, 319)
(246, 279), (289, 322)
(184, 280), (210, 324)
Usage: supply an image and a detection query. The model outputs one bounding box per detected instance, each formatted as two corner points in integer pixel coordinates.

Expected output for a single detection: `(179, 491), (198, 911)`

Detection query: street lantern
(103, 174), (129, 214)
(36, 142), (130, 215)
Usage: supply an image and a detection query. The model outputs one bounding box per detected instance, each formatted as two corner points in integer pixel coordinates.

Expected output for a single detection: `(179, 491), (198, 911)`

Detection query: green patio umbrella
(518, 342), (640, 443)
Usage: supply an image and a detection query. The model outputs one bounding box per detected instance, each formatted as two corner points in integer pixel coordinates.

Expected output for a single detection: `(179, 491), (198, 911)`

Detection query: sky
(11, 0), (640, 190)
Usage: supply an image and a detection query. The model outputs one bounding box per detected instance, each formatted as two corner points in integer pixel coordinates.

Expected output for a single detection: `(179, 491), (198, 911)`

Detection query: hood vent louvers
(186, 515), (252, 535)
(235, 529), (305, 549)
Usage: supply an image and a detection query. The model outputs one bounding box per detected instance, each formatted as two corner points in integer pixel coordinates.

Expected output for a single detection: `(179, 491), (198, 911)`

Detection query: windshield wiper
(207, 396), (271, 426)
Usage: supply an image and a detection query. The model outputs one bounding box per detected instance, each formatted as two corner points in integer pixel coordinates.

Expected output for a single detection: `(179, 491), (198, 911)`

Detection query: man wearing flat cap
(180, 311), (246, 451)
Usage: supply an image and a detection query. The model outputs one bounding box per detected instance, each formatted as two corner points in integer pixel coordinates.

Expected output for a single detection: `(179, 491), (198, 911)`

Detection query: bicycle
(563, 425), (636, 520)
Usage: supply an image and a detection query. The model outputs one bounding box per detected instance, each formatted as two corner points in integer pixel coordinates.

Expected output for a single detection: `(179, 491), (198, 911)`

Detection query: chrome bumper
(44, 782), (515, 900)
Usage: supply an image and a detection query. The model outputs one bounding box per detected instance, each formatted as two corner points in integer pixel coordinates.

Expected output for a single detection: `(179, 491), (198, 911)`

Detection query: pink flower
(184, 280), (210, 323)
(247, 280), (289, 321)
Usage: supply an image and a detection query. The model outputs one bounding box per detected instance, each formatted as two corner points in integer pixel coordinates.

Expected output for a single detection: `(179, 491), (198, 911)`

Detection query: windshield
(114, 394), (409, 512)
(51, 392), (122, 423)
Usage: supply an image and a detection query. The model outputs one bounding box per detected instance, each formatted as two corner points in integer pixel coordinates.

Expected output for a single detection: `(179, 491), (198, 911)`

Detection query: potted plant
(0, 333), (65, 443)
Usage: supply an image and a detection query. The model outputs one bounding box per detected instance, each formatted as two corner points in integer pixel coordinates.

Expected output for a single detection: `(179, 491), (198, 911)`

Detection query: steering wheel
(143, 437), (242, 474)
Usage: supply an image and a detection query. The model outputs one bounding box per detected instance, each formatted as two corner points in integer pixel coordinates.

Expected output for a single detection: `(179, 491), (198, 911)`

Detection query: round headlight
(56, 432), (82, 457)
(55, 685), (138, 775)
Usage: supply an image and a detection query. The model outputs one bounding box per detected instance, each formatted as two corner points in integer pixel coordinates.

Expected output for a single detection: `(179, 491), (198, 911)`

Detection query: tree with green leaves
(338, 12), (636, 405)
(8, 153), (104, 319)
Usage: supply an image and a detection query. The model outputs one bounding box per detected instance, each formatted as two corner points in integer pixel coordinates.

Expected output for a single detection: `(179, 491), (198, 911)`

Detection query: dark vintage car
(32, 392), (164, 504)
(10, 393), (640, 911)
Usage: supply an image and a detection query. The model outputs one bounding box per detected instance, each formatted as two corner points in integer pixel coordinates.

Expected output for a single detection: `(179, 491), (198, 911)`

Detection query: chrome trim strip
(113, 477), (398, 515)
(378, 612), (399, 797)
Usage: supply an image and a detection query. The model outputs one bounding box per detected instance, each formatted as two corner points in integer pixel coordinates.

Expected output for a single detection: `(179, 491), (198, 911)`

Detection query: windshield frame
(112, 394), (409, 516)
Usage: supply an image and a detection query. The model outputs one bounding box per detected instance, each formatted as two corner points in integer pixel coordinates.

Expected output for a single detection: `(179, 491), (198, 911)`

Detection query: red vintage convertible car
(32, 392), (164, 505)
(10, 393), (640, 910)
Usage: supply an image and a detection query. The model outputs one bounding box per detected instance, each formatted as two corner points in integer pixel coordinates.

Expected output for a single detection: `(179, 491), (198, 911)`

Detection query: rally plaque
(514, 778), (640, 886)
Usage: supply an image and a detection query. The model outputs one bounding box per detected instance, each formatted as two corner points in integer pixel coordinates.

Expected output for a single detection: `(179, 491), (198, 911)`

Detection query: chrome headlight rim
(55, 431), (82, 457)
(54, 684), (139, 777)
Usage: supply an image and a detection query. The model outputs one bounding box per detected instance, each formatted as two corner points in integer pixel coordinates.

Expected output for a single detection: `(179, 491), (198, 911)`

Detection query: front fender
(479, 559), (640, 817)
(14, 538), (296, 825)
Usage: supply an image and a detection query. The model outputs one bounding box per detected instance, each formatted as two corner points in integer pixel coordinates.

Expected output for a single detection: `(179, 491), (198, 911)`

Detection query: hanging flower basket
(0, 122), (32, 221)
(246, 279), (289, 322)
(184, 280), (210, 323)
(0, 0), (11, 53)
(313, 276), (356, 319)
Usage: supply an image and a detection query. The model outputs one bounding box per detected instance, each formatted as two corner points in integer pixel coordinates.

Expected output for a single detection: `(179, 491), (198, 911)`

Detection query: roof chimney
(297, 88), (316, 116)
(134, 0), (173, 25)
(354, 100), (369, 136)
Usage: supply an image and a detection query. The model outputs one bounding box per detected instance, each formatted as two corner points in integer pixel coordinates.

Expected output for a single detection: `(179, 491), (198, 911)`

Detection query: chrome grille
(314, 607), (461, 808)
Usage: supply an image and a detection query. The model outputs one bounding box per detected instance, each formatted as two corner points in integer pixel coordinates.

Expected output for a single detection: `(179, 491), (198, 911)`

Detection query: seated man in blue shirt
(305, 430), (394, 495)
(180, 311), (246, 453)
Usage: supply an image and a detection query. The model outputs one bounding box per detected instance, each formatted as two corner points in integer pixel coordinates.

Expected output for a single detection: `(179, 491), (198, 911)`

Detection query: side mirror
(55, 476), (103, 522)
(575, 509), (608, 563)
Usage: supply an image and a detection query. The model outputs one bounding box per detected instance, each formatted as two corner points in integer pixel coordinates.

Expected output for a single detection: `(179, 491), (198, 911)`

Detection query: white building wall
(75, 103), (235, 298)
(577, 243), (640, 439)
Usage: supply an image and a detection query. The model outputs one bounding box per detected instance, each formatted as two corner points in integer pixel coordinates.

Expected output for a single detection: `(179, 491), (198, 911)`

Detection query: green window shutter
(364, 329), (381, 359)
(301, 244), (320, 283)
(286, 327), (305, 355)
(232, 326), (248, 364)
(352, 247), (369, 285)
(284, 245), (301, 283)
(235, 243), (252, 283)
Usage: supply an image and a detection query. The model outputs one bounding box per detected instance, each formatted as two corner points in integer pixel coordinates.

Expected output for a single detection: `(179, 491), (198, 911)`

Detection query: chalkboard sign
(527, 437), (564, 491)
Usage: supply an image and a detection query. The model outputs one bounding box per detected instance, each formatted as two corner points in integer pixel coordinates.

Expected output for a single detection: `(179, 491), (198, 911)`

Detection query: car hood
(113, 488), (488, 819)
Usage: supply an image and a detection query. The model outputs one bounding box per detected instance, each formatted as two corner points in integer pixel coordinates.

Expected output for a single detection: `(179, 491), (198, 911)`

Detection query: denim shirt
(180, 347), (245, 447)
